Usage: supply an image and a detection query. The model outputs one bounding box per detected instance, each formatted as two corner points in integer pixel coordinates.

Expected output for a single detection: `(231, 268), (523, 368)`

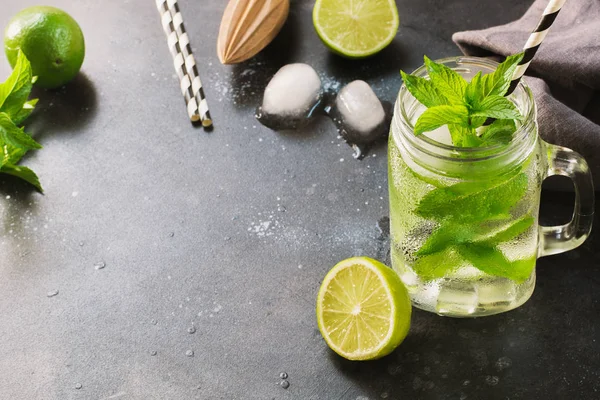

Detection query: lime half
(313, 0), (399, 58)
(316, 257), (411, 360)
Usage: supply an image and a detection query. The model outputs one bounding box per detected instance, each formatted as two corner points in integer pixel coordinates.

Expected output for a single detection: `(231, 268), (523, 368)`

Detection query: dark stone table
(1, 0), (598, 399)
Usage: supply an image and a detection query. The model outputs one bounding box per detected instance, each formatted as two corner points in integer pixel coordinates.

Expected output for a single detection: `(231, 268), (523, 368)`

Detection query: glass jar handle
(539, 143), (595, 257)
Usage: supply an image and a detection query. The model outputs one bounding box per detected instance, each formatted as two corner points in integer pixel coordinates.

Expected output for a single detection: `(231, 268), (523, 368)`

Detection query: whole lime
(4, 6), (85, 89)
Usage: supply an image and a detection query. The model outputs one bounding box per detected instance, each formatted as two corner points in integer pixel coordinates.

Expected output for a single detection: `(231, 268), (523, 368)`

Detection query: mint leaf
(412, 247), (465, 281)
(465, 71), (483, 106)
(448, 124), (483, 147)
(0, 50), (36, 119)
(416, 223), (482, 256)
(471, 95), (522, 120)
(424, 56), (467, 105)
(457, 243), (535, 283)
(414, 105), (469, 135)
(484, 216), (534, 244)
(481, 53), (524, 98)
(0, 162), (42, 192)
(1, 144), (27, 167)
(0, 112), (42, 150)
(480, 119), (517, 145)
(416, 173), (528, 223)
(11, 98), (38, 126)
(401, 54), (525, 147)
(401, 70), (449, 108)
(417, 215), (534, 257)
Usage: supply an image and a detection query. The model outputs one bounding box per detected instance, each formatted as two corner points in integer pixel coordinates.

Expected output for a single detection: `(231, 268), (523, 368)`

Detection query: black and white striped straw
(506, 0), (567, 95)
(156, 0), (212, 127)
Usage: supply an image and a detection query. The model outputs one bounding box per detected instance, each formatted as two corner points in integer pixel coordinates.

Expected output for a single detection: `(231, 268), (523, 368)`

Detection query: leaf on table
(1, 144), (27, 168)
(0, 112), (42, 150)
(0, 163), (42, 192)
(0, 50), (35, 119)
(11, 98), (38, 126)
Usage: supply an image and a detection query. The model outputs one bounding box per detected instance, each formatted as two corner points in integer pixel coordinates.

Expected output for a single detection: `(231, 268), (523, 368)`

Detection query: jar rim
(395, 56), (537, 161)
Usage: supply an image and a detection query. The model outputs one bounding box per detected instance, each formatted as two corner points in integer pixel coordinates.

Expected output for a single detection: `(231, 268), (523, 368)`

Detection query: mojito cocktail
(389, 57), (593, 317)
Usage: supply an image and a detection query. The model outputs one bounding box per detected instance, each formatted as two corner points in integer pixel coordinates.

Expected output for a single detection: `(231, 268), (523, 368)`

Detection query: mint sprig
(401, 53), (525, 147)
(0, 50), (42, 192)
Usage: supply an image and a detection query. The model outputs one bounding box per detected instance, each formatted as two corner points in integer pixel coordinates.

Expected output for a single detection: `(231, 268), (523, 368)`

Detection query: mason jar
(388, 56), (594, 317)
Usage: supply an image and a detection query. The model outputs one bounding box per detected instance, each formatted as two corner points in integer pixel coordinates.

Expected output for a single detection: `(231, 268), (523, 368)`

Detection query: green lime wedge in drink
(316, 257), (411, 360)
(313, 0), (399, 58)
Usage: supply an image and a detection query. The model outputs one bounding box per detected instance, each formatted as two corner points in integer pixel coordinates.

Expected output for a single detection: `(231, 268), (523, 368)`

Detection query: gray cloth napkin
(453, 0), (600, 188)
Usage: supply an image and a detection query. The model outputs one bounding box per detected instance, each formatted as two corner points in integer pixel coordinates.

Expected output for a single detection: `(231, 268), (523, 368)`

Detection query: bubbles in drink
(256, 63), (323, 130)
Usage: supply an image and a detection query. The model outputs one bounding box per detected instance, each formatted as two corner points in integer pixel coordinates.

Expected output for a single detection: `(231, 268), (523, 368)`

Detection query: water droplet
(186, 350), (194, 357)
(463, 380), (471, 386)
(150, 351), (157, 356)
(380, 392), (389, 399)
(187, 326), (196, 334)
(94, 261), (106, 270)
(224, 236), (231, 241)
(495, 356), (512, 371)
(47, 290), (59, 298)
(150, 319), (158, 325)
(279, 372), (288, 379)
(74, 383), (82, 389)
(280, 380), (290, 389)
(485, 375), (499, 386)
(168, 232), (175, 237)
(79, 241), (84, 246)
(277, 205), (286, 212)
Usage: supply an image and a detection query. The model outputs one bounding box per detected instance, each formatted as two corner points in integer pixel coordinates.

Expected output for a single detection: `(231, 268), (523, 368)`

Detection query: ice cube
(256, 63), (322, 130)
(329, 80), (387, 149)
(436, 281), (478, 315)
(476, 279), (517, 307)
(424, 125), (454, 146)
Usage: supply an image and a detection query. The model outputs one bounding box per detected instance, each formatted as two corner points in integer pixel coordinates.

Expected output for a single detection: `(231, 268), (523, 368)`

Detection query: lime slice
(313, 0), (399, 58)
(316, 257), (411, 360)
